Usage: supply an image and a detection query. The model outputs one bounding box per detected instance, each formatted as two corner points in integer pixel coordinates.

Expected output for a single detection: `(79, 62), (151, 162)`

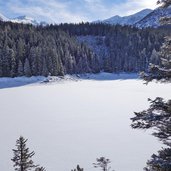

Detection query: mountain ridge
(135, 6), (171, 28)
(0, 13), (47, 26)
(95, 9), (153, 26)
(1, 6), (171, 28)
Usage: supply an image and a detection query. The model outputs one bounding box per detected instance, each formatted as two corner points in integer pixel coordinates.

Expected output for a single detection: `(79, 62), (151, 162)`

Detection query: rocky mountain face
(0, 13), (47, 26)
(96, 9), (153, 26)
(1, 6), (171, 28)
(135, 6), (171, 28)
(95, 6), (171, 28)
(0, 13), (8, 21)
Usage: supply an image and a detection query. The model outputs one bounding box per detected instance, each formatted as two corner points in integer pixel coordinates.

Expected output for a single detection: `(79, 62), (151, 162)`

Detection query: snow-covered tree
(141, 37), (171, 82)
(157, 0), (171, 8)
(131, 98), (171, 171)
(93, 157), (112, 171)
(131, 2), (171, 171)
(10, 49), (17, 77)
(17, 60), (24, 76)
(141, 0), (171, 82)
(35, 167), (46, 171)
(24, 58), (31, 77)
(42, 57), (49, 76)
(71, 165), (83, 171)
(11, 136), (38, 171)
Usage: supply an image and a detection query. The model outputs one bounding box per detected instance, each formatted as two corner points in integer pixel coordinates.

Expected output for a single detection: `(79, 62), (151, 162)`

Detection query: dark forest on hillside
(0, 21), (170, 77)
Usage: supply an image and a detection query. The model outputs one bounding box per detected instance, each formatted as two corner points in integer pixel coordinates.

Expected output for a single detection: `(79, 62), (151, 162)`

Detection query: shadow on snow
(0, 73), (139, 89)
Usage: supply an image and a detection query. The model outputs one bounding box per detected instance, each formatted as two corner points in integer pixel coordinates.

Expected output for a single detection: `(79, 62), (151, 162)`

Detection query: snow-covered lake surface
(0, 73), (170, 171)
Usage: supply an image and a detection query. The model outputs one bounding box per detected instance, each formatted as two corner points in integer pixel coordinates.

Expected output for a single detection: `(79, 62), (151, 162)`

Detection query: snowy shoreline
(0, 72), (139, 89)
(1, 74), (170, 171)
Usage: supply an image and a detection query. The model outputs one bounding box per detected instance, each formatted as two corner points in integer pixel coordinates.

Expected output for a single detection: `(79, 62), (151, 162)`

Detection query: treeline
(12, 136), (112, 171)
(0, 21), (100, 77)
(0, 21), (170, 77)
(56, 23), (170, 72)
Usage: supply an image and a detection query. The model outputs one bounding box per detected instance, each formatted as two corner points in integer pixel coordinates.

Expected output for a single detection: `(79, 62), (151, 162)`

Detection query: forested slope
(58, 23), (169, 72)
(0, 21), (100, 77)
(0, 21), (170, 77)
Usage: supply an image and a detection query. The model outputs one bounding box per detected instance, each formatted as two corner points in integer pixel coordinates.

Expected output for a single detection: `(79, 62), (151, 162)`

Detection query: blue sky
(0, 0), (157, 23)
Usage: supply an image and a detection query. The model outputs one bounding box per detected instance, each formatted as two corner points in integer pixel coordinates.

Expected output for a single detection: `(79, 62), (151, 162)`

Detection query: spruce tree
(35, 167), (46, 171)
(131, 98), (171, 171)
(131, 1), (171, 171)
(11, 136), (38, 171)
(0, 54), (3, 77)
(24, 58), (32, 77)
(141, 0), (171, 82)
(157, 0), (171, 8)
(18, 60), (24, 76)
(93, 157), (112, 171)
(42, 58), (49, 76)
(10, 49), (17, 77)
(71, 165), (83, 171)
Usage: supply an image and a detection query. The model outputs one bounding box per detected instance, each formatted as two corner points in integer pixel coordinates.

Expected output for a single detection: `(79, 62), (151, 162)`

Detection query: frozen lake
(0, 73), (170, 171)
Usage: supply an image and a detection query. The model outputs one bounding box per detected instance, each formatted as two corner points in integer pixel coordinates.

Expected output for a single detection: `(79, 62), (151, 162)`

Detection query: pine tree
(93, 157), (112, 171)
(11, 136), (38, 171)
(131, 1), (171, 171)
(18, 60), (24, 76)
(0, 54), (3, 77)
(2, 47), (10, 76)
(42, 57), (49, 76)
(157, 0), (171, 8)
(10, 49), (17, 77)
(35, 167), (46, 171)
(24, 58), (32, 77)
(71, 165), (83, 171)
(131, 98), (171, 171)
(29, 47), (38, 76)
(141, 37), (171, 82)
(141, 0), (171, 82)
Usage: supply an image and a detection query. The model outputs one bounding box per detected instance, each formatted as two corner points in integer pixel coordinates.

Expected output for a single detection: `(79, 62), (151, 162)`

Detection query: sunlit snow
(0, 73), (170, 171)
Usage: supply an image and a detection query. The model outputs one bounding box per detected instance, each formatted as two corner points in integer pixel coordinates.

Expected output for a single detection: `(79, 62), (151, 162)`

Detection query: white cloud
(6, 0), (158, 23)
(115, 0), (158, 16)
(83, 0), (158, 20)
(8, 0), (88, 23)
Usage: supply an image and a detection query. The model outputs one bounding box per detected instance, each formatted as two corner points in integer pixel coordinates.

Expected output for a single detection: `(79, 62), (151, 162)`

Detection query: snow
(0, 13), (9, 21)
(136, 7), (171, 28)
(10, 16), (39, 25)
(0, 12), (47, 26)
(77, 36), (109, 65)
(95, 9), (152, 26)
(0, 76), (46, 89)
(0, 73), (170, 171)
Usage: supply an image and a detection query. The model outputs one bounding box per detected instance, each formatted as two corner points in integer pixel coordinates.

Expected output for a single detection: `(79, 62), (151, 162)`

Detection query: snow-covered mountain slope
(136, 6), (171, 28)
(0, 13), (8, 21)
(10, 15), (40, 25)
(97, 9), (153, 26)
(0, 13), (47, 26)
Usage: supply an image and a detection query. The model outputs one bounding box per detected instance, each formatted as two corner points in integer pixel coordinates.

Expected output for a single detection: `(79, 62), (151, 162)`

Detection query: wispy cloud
(113, 0), (158, 16)
(5, 0), (88, 23)
(83, 0), (157, 20)
(0, 0), (158, 23)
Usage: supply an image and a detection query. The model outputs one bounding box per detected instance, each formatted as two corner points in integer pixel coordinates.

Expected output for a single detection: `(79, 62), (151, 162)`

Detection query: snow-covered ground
(0, 73), (170, 171)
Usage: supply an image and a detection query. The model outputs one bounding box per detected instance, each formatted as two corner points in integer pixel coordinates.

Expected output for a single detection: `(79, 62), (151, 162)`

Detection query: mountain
(0, 13), (47, 26)
(97, 9), (153, 26)
(0, 13), (8, 21)
(10, 16), (40, 25)
(136, 6), (171, 28)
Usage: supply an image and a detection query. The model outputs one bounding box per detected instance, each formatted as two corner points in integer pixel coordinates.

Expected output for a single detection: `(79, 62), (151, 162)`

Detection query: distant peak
(97, 8), (153, 26)
(0, 12), (9, 21)
(14, 15), (34, 20)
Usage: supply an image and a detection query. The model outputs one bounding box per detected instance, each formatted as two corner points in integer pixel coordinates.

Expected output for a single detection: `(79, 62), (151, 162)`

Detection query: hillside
(0, 21), (170, 77)
(99, 9), (153, 26)
(136, 6), (171, 28)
